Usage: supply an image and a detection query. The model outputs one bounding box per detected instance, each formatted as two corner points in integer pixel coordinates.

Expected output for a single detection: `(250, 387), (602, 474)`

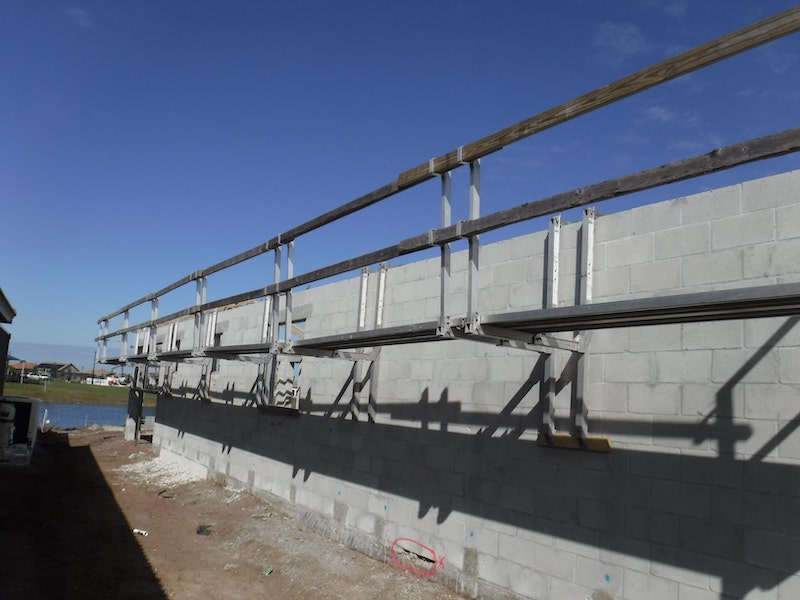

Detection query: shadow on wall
(156, 318), (800, 600)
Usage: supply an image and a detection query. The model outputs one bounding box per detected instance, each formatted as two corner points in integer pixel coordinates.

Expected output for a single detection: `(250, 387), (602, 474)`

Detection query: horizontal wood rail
(98, 8), (800, 341)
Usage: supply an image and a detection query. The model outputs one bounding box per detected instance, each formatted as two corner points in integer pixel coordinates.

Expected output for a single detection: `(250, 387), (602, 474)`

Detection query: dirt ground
(0, 427), (466, 599)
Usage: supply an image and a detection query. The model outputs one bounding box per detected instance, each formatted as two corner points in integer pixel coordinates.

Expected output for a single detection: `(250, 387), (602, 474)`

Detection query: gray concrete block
(678, 582), (720, 600)
(477, 553), (511, 589)
(606, 233), (654, 268)
(593, 265), (631, 298)
(595, 211), (631, 243)
(631, 199), (683, 235)
(712, 349), (778, 384)
(628, 383), (680, 415)
(651, 480), (710, 518)
(681, 185), (741, 226)
(712, 209), (775, 251)
(656, 223), (710, 260)
(742, 169), (800, 212)
(630, 258), (682, 293)
(743, 529), (799, 572)
(743, 237), (800, 279)
(629, 324), (682, 352)
(778, 574), (800, 600)
(624, 568), (679, 600)
(682, 320), (742, 350)
(744, 383), (800, 420)
(657, 350), (712, 384)
(550, 577), (594, 600)
(777, 203), (800, 240)
(575, 556), (623, 597)
(605, 352), (653, 383)
(682, 249), (743, 286)
(508, 563), (548, 598)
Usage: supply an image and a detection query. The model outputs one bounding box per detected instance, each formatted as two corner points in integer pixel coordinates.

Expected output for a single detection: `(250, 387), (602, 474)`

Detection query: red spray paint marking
(390, 538), (445, 577)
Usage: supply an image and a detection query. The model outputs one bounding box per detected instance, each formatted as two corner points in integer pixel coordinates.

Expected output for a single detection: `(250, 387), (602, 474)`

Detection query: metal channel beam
(482, 283), (800, 333)
(294, 321), (442, 351)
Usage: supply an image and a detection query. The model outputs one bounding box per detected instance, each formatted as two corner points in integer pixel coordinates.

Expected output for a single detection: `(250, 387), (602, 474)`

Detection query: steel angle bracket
(436, 316), (456, 338)
(532, 334), (584, 353)
(451, 321), (552, 354)
(336, 348), (381, 362)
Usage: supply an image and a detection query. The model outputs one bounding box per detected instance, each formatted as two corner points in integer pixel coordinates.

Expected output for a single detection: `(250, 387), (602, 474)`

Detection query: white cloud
(640, 0), (688, 18)
(643, 105), (677, 124)
(764, 47), (798, 76)
(593, 22), (649, 66)
(64, 7), (92, 29)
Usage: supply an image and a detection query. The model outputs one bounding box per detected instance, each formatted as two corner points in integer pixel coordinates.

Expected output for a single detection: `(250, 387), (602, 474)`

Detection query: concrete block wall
(153, 169), (800, 599)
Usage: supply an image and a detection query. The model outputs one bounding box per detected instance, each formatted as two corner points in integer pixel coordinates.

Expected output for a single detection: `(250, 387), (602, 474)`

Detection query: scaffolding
(98, 8), (800, 446)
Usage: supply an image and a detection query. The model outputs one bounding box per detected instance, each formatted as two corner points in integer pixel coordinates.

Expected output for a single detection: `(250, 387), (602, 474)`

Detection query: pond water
(39, 402), (156, 430)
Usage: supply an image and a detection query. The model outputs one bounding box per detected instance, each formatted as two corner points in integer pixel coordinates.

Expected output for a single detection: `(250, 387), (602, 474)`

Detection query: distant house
(7, 361), (37, 382)
(36, 362), (80, 382)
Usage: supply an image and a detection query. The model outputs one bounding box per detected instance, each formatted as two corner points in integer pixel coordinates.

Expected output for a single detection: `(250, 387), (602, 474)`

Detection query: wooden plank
(458, 126), (800, 238)
(98, 9), (800, 327)
(398, 6), (800, 186)
(538, 434), (611, 452)
(98, 128), (800, 342)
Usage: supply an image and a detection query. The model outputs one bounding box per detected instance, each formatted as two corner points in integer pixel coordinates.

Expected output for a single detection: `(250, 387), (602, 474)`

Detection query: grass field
(3, 380), (157, 408)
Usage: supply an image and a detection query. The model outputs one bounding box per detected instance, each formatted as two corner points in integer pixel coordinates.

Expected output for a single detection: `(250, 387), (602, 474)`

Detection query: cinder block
(604, 353), (653, 383)
(743, 529), (798, 572)
(681, 185), (741, 226)
(628, 383), (680, 415)
(595, 211), (631, 243)
(477, 553), (511, 588)
(683, 250), (743, 286)
(656, 223), (710, 259)
(777, 423), (800, 460)
(630, 258), (682, 293)
(744, 383), (800, 420)
(590, 329), (629, 353)
(510, 232), (546, 260)
(712, 349), (778, 384)
(631, 199), (683, 234)
(778, 574), (800, 600)
(508, 563), (548, 598)
(629, 324), (682, 352)
(606, 234), (655, 268)
(549, 578), (593, 599)
(741, 169), (800, 212)
(743, 238), (800, 279)
(577, 497), (626, 533)
(624, 568), (679, 600)
(651, 479), (710, 517)
(593, 265), (631, 299)
(680, 516), (742, 560)
(777, 204), (800, 240)
(682, 321), (742, 350)
(779, 348), (800, 383)
(575, 556), (623, 596)
(712, 209), (775, 251)
(678, 582), (719, 600)
(628, 452), (680, 481)
(487, 356), (525, 383)
(657, 350), (712, 383)
(681, 383), (742, 419)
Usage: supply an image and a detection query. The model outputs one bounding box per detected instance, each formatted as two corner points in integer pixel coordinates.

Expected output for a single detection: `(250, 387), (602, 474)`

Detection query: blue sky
(1, 1), (799, 353)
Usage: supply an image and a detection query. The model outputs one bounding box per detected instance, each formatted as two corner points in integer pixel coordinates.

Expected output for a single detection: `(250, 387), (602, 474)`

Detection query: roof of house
(0, 287), (15, 324)
(9, 361), (37, 370)
(37, 362), (79, 372)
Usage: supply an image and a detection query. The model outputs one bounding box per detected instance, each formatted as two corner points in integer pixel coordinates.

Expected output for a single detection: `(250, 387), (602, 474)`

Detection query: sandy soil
(0, 427), (466, 599)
